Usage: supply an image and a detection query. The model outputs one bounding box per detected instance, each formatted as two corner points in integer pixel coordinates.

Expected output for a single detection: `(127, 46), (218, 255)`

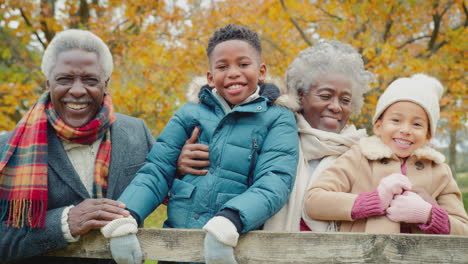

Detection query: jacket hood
(358, 135), (445, 164)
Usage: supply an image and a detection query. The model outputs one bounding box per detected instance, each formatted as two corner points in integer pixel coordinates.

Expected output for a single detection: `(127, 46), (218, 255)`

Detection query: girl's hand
(387, 191), (432, 224)
(411, 187), (437, 204)
(377, 173), (412, 210)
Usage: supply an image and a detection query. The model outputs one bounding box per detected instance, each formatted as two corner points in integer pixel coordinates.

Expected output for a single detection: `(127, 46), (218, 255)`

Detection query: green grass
(463, 192), (468, 213)
(456, 171), (468, 213)
(144, 205), (167, 228)
(456, 171), (468, 190)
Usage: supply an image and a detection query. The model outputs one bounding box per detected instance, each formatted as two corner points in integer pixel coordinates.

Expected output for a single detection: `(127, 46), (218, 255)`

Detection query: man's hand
(68, 198), (129, 236)
(177, 127), (210, 177)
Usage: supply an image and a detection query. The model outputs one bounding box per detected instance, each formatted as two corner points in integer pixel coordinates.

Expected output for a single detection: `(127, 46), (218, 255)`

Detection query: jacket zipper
(248, 138), (258, 187)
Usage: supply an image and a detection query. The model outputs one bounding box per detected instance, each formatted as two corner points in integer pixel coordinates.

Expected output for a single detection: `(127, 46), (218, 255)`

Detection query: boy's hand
(377, 173), (412, 210)
(177, 127), (210, 177)
(109, 234), (143, 264)
(387, 191), (432, 224)
(203, 216), (239, 264)
(204, 233), (238, 264)
(101, 216), (142, 264)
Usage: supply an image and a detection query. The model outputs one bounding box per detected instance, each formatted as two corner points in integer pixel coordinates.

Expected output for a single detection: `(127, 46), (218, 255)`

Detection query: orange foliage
(0, 0), (466, 137)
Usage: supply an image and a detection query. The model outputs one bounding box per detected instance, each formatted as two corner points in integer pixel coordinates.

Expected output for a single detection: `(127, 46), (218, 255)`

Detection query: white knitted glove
(203, 216), (239, 264)
(109, 234), (143, 264)
(101, 217), (142, 264)
(204, 232), (238, 264)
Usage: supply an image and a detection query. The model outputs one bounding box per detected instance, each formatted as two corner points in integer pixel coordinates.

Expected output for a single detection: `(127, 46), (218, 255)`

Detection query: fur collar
(274, 93), (301, 112)
(185, 76), (207, 103)
(359, 136), (445, 164)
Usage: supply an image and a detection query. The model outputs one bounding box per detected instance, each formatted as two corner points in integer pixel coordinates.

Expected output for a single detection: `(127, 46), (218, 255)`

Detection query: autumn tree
(1, 0), (466, 174)
(1, 0), (196, 133)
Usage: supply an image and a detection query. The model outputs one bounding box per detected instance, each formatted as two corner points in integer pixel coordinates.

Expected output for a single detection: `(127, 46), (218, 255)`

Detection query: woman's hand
(177, 127), (210, 177)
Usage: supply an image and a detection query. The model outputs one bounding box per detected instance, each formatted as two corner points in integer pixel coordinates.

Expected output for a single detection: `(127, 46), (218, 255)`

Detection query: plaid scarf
(0, 91), (115, 228)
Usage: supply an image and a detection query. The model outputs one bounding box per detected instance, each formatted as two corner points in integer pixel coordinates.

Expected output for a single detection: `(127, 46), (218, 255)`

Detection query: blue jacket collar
(198, 83), (280, 114)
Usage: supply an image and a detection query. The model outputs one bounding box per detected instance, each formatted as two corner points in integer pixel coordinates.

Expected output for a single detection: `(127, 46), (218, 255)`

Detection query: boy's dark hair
(206, 24), (262, 60)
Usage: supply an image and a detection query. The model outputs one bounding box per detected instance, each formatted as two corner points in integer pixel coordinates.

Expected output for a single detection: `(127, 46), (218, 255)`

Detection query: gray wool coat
(0, 113), (155, 264)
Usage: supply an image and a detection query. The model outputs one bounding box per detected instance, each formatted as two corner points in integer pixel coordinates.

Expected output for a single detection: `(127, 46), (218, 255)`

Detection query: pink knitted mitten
(377, 173), (412, 210)
(386, 191), (432, 224)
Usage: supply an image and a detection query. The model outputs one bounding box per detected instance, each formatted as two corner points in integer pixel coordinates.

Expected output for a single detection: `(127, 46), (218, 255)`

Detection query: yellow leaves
(1, 48), (11, 59)
(0, 0), (466, 135)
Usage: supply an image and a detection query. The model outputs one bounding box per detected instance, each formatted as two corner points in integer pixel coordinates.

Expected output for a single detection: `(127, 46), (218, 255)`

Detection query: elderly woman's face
(300, 73), (353, 133)
(46, 49), (107, 128)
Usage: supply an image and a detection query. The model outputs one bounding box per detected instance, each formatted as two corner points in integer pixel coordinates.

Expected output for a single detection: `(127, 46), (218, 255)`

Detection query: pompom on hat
(372, 73), (444, 137)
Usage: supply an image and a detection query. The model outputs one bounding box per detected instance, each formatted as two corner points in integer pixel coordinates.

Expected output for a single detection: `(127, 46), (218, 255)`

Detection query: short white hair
(41, 29), (113, 80)
(286, 40), (374, 115)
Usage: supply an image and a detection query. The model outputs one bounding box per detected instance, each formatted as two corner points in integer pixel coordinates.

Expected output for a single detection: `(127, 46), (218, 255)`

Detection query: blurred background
(0, 0), (467, 233)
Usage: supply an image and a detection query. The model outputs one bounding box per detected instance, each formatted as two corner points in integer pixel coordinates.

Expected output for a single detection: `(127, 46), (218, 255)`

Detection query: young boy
(101, 24), (299, 264)
(305, 74), (467, 235)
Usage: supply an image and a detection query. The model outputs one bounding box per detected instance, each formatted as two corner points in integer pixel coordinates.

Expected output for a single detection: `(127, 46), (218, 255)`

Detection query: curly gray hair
(41, 29), (113, 80)
(286, 40), (374, 115)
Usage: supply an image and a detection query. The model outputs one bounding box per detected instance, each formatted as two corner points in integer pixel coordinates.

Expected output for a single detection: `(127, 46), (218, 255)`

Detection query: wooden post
(47, 228), (468, 263)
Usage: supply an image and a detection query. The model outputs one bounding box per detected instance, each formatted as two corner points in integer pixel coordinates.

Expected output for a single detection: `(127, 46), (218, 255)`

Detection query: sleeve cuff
(216, 208), (243, 233)
(128, 208), (141, 226)
(351, 191), (386, 220)
(61, 205), (80, 243)
(418, 203), (450, 234)
(101, 216), (138, 238)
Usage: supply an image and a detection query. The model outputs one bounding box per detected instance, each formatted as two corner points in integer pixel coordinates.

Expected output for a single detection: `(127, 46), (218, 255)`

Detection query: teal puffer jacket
(119, 85), (299, 233)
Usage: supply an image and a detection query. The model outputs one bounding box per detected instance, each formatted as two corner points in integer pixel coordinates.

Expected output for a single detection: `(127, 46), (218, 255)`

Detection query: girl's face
(373, 101), (431, 159)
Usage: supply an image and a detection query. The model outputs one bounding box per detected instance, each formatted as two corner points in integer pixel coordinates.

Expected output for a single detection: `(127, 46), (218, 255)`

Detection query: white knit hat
(372, 73), (444, 137)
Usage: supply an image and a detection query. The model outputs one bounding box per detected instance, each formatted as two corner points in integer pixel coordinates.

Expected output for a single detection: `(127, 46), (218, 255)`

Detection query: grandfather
(0, 29), (154, 263)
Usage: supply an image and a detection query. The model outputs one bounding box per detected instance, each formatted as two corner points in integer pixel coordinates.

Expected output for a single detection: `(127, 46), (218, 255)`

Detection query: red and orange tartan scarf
(0, 91), (115, 228)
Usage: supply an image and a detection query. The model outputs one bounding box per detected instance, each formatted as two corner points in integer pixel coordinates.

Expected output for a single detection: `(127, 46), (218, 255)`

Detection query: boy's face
(207, 40), (266, 105)
(373, 101), (431, 159)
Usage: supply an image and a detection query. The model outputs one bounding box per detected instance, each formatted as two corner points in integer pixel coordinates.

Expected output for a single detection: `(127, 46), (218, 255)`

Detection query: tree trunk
(448, 126), (457, 179)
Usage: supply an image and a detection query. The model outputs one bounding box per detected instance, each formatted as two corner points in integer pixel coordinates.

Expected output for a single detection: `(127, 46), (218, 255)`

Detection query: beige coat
(305, 136), (468, 235)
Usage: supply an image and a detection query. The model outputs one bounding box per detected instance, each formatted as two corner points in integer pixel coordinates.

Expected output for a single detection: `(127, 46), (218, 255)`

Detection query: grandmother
(263, 40), (373, 231)
(177, 40), (374, 232)
(0, 29), (154, 263)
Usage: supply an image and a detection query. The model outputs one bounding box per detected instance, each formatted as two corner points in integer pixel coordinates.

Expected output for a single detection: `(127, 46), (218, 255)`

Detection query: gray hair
(286, 39), (374, 115)
(41, 29), (113, 80)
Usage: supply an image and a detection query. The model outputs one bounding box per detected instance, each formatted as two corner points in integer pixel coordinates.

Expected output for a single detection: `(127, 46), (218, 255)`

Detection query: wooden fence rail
(47, 228), (468, 263)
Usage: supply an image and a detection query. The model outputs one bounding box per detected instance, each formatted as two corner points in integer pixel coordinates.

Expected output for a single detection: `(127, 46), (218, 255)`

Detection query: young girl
(305, 73), (467, 234)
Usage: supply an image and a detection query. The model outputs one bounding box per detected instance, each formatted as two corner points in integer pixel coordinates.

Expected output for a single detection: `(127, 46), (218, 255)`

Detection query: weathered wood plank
(47, 228), (468, 263)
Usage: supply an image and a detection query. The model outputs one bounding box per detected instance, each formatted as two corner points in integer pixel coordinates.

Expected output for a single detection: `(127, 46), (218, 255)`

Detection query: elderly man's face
(46, 49), (107, 128)
(299, 72), (353, 133)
